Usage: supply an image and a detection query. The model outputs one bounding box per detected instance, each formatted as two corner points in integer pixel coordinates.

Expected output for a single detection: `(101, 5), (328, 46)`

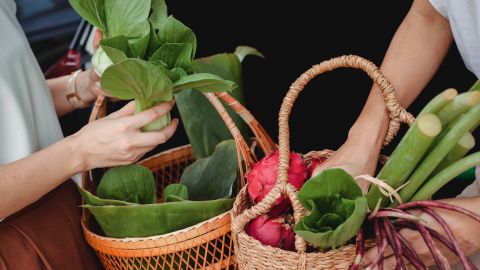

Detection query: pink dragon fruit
(245, 214), (295, 251)
(247, 151), (307, 216)
(307, 156), (327, 178)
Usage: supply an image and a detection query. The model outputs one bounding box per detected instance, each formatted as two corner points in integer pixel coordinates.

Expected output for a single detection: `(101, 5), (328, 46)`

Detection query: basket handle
(232, 55), (415, 253)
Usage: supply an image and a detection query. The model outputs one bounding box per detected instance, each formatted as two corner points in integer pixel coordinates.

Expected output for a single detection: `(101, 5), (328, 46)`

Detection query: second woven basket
(231, 55), (415, 270)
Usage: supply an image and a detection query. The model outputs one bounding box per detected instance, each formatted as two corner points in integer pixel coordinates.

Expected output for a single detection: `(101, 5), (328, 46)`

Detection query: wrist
(75, 70), (97, 103)
(65, 133), (88, 172)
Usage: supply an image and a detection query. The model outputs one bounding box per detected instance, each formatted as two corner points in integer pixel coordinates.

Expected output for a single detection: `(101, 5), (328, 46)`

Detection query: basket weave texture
(231, 55), (414, 270)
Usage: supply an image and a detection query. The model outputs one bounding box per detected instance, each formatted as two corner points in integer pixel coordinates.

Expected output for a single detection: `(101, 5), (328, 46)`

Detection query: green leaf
(77, 185), (134, 206)
(173, 73), (236, 93)
(180, 140), (238, 201)
(163, 184), (189, 202)
(294, 169), (368, 249)
(149, 0), (168, 29)
(147, 23), (162, 57)
(83, 198), (234, 238)
(175, 52), (251, 158)
(128, 27), (151, 59)
(100, 35), (131, 63)
(104, 0), (150, 37)
(298, 169), (362, 211)
(295, 197), (367, 249)
(234, 46), (265, 62)
(158, 16), (197, 59)
(96, 164), (156, 204)
(315, 213), (344, 229)
(101, 58), (173, 102)
(149, 43), (193, 70)
(69, 0), (106, 31)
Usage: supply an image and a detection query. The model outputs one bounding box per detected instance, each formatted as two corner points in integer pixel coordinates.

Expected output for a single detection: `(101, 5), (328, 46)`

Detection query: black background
(165, 0), (477, 154)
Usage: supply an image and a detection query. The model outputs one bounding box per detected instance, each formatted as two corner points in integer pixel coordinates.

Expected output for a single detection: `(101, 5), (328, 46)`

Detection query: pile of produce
(78, 140), (239, 238)
(244, 84), (480, 269)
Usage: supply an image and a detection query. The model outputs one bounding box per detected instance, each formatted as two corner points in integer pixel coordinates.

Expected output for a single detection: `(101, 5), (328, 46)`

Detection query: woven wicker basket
(81, 91), (276, 270)
(231, 55), (415, 270)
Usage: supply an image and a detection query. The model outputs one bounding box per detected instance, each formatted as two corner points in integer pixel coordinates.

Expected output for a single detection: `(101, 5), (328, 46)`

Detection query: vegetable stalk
(410, 152), (480, 201)
(396, 105), (480, 205)
(367, 114), (442, 209)
(135, 99), (171, 132)
(436, 92), (480, 125)
(469, 80), (480, 92)
(431, 132), (475, 176)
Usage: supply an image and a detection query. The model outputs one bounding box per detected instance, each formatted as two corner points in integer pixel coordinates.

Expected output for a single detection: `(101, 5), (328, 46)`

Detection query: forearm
(47, 71), (96, 116)
(0, 136), (84, 219)
(349, 0), (453, 148)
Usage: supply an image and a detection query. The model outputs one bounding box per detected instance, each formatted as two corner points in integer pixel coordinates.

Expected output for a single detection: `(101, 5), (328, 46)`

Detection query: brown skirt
(0, 180), (101, 270)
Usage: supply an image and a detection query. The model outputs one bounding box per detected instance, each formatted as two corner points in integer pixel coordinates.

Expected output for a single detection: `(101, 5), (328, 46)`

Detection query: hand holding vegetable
(363, 197), (480, 268)
(70, 100), (178, 170)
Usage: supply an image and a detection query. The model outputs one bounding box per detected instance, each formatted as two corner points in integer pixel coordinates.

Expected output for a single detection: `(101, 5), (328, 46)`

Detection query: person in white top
(0, 1), (178, 268)
(312, 0), (480, 268)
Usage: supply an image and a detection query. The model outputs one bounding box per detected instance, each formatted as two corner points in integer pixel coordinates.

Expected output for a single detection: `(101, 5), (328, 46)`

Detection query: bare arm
(350, 0), (453, 149)
(314, 0), (453, 184)
(0, 101), (178, 219)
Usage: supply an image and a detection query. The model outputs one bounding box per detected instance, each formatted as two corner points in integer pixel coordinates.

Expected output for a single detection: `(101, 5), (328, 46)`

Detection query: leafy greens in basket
(78, 140), (238, 238)
(294, 169), (368, 249)
(69, 0), (237, 131)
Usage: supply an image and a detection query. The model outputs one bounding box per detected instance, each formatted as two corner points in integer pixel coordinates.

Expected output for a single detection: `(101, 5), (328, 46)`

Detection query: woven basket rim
(83, 211), (231, 244)
(137, 144), (193, 165)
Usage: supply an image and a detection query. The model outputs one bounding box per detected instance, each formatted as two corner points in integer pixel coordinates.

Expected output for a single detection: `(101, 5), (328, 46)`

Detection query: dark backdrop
(167, 0), (477, 154)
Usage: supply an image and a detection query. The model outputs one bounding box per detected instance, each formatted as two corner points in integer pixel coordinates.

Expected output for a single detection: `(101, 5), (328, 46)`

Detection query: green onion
(436, 92), (480, 125)
(367, 114), (442, 209)
(395, 104), (480, 205)
(431, 132), (475, 176)
(410, 152), (480, 201)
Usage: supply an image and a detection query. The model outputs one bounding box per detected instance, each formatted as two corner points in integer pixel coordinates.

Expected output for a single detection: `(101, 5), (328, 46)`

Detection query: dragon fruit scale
(245, 214), (295, 251)
(247, 151), (307, 216)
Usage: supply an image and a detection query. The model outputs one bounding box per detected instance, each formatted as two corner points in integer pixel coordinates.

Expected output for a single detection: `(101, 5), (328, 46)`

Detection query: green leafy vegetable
(163, 183), (189, 202)
(149, 43), (193, 70)
(71, 0), (237, 132)
(180, 140), (238, 201)
(234, 46), (265, 62)
(77, 186), (134, 206)
(101, 58), (173, 131)
(176, 48), (262, 158)
(97, 164), (156, 204)
(294, 169), (368, 249)
(149, 0), (168, 29)
(173, 73), (237, 93)
(158, 16), (197, 59)
(82, 196), (234, 238)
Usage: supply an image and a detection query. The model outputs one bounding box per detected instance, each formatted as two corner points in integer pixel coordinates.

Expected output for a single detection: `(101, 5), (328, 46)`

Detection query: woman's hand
(311, 109), (389, 193)
(70, 100), (178, 170)
(311, 137), (381, 193)
(363, 197), (480, 268)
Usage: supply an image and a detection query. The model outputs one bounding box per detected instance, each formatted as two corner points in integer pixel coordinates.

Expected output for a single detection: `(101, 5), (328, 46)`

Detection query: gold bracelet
(66, 69), (90, 109)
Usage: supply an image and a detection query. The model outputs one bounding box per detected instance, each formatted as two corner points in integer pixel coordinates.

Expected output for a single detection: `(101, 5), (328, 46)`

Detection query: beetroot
(247, 151), (307, 215)
(307, 157), (327, 178)
(245, 214), (295, 251)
